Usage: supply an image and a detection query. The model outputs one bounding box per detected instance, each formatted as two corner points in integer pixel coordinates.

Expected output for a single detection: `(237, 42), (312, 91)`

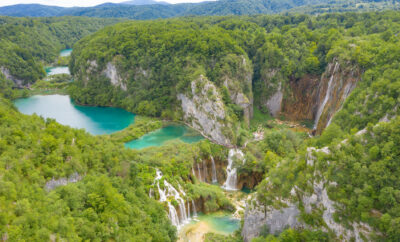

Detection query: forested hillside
(0, 17), (122, 86)
(68, 12), (400, 240)
(0, 0), (399, 20)
(1, 9), (400, 242)
(0, 97), (178, 240)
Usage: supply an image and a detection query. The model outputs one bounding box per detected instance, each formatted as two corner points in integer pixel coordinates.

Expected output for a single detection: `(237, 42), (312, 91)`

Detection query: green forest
(0, 16), (122, 85)
(0, 8), (400, 242)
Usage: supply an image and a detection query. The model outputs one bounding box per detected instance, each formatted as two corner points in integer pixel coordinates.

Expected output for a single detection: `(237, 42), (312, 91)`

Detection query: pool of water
(60, 48), (72, 57)
(125, 125), (203, 149)
(46, 66), (70, 76)
(13, 95), (135, 135)
(179, 213), (240, 241)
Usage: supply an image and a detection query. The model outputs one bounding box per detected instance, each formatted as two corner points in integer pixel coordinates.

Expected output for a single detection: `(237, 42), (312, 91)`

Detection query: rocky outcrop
(191, 154), (262, 190)
(45, 172), (82, 191)
(103, 62), (127, 91)
(1, 66), (24, 87)
(242, 146), (374, 242)
(265, 82), (283, 117)
(259, 69), (282, 117)
(222, 55), (254, 124)
(261, 61), (360, 134)
(312, 61), (360, 134)
(178, 75), (232, 146)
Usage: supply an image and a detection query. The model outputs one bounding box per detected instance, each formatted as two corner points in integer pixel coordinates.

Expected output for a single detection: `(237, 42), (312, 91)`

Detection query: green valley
(0, 7), (400, 242)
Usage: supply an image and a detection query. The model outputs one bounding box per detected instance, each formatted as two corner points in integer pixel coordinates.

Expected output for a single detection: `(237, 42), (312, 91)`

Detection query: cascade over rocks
(261, 60), (360, 134)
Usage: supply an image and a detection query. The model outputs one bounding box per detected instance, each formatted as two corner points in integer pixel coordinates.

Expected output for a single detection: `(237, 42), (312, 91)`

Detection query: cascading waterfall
(152, 169), (196, 228)
(314, 63), (337, 130)
(191, 199), (197, 217)
(211, 155), (217, 183)
(222, 149), (245, 191)
(203, 160), (208, 182)
(197, 163), (203, 182)
(192, 166), (196, 177)
(164, 180), (189, 223)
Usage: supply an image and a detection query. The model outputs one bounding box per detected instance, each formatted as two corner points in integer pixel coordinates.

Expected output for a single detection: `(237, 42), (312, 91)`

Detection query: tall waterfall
(211, 155), (217, 183)
(222, 149), (244, 191)
(314, 63), (337, 130)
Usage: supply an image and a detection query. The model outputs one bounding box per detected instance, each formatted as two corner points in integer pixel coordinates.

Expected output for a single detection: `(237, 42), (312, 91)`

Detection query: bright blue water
(13, 95), (135, 135)
(60, 48), (72, 57)
(125, 125), (204, 149)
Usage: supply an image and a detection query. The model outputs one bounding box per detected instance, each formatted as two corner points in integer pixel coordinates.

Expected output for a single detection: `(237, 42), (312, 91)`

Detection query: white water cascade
(211, 155), (217, 183)
(152, 169), (197, 228)
(314, 63), (337, 130)
(222, 149), (245, 191)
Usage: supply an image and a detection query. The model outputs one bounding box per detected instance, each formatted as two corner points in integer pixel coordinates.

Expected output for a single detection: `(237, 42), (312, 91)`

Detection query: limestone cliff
(260, 60), (360, 134)
(1, 66), (25, 88)
(242, 145), (374, 242)
(178, 75), (233, 147)
(222, 55), (254, 124)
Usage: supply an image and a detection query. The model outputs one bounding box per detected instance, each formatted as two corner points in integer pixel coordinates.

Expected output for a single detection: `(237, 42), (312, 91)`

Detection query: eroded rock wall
(178, 75), (232, 146)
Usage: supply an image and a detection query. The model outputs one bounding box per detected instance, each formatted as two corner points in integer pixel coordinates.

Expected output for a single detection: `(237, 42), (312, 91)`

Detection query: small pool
(125, 125), (203, 149)
(46, 66), (70, 76)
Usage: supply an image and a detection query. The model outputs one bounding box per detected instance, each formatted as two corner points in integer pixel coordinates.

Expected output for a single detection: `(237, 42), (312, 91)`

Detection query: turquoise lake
(60, 48), (72, 57)
(13, 95), (135, 135)
(125, 125), (204, 149)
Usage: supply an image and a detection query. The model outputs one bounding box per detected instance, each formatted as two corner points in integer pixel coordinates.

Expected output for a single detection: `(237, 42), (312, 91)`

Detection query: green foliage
(0, 16), (122, 84)
(252, 228), (329, 242)
(0, 97), (176, 241)
(109, 116), (163, 143)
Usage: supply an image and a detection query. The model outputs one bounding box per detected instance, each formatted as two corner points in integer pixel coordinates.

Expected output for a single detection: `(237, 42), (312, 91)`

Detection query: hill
(0, 0), (398, 19)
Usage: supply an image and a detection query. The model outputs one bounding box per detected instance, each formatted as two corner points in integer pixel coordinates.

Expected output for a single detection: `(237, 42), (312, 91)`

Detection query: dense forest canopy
(0, 9), (400, 242)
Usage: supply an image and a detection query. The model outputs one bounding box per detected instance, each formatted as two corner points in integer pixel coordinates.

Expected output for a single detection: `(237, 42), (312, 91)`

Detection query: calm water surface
(13, 95), (135, 135)
(125, 125), (203, 149)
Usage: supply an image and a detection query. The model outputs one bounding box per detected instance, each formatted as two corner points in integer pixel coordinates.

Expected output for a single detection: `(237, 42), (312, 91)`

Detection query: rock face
(312, 61), (360, 134)
(103, 62), (127, 91)
(45, 172), (82, 191)
(261, 61), (360, 133)
(0, 66), (24, 87)
(178, 75), (232, 146)
(242, 146), (374, 242)
(222, 56), (254, 124)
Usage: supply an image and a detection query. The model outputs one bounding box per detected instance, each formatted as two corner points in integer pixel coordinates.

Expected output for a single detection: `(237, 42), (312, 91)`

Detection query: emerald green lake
(13, 95), (135, 135)
(60, 48), (72, 57)
(125, 125), (204, 149)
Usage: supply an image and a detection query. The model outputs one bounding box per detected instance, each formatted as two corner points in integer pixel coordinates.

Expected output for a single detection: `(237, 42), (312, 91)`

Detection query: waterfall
(197, 163), (203, 182)
(191, 199), (197, 217)
(149, 188), (153, 198)
(164, 180), (189, 223)
(314, 64), (337, 130)
(211, 155), (217, 183)
(192, 166), (196, 177)
(222, 149), (244, 191)
(152, 169), (193, 228)
(203, 160), (208, 182)
(167, 202), (180, 227)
